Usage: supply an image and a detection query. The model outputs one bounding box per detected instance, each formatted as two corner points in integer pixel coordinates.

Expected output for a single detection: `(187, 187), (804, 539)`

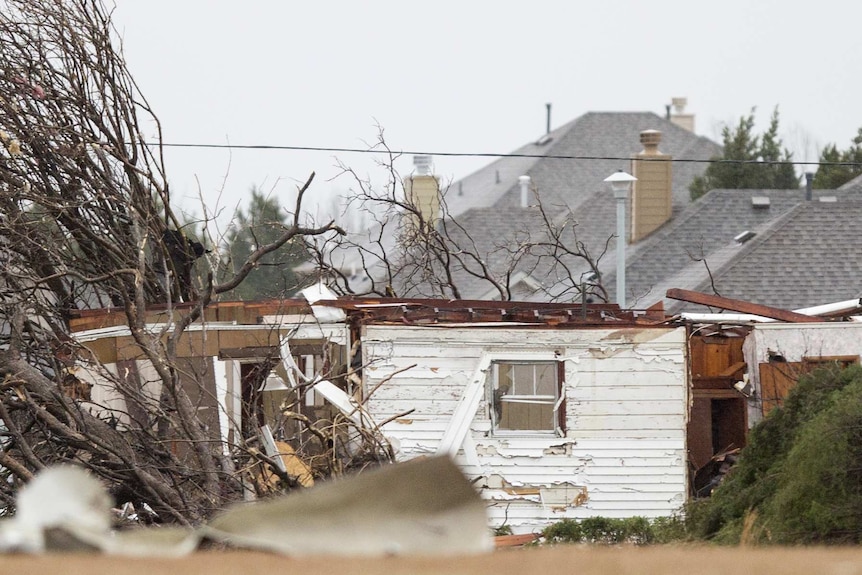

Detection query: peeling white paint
(363, 325), (688, 531)
(542, 442), (577, 456)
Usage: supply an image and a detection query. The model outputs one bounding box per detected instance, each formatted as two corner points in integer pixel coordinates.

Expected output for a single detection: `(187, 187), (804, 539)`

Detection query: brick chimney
(630, 130), (672, 242)
(669, 97), (695, 132)
(404, 155), (440, 232)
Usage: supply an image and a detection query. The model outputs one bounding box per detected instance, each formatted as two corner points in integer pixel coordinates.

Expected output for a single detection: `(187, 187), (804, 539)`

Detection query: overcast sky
(112, 1), (862, 230)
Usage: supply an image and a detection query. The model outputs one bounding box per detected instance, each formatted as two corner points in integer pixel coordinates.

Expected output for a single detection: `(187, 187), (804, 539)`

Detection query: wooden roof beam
(666, 288), (822, 323)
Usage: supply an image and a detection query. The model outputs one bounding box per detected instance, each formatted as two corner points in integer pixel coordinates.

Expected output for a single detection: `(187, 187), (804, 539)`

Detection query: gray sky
(112, 1), (862, 230)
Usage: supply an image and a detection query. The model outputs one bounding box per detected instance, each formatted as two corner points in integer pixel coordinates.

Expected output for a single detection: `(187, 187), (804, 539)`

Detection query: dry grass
(5, 546), (862, 575)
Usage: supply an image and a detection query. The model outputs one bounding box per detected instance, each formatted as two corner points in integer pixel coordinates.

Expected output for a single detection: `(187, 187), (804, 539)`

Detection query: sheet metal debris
(206, 455), (491, 556)
(0, 456), (489, 557)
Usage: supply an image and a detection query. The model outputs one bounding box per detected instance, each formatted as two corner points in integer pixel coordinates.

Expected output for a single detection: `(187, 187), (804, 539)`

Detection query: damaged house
(667, 289), (862, 495)
(69, 292), (688, 533)
(351, 300), (687, 532)
(66, 283), (862, 534)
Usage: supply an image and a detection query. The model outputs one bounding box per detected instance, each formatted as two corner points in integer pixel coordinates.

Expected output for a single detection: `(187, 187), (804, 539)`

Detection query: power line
(150, 141), (862, 168)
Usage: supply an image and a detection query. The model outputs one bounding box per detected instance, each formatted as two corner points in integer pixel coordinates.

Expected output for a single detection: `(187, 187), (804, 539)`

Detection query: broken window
(489, 361), (562, 433)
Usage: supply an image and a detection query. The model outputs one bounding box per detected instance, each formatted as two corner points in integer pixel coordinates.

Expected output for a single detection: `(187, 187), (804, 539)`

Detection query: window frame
(488, 358), (565, 436)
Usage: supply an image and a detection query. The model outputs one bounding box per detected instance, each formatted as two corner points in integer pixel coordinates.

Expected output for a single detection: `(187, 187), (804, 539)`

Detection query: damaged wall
(71, 317), (350, 448)
(362, 325), (687, 532)
(744, 322), (862, 422)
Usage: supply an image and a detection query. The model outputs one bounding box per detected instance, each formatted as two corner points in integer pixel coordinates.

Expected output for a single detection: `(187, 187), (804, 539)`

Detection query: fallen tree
(0, 0), (363, 524)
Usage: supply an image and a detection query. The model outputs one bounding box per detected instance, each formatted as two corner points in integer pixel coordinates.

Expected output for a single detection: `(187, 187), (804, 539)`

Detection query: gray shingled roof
(417, 111), (721, 300)
(839, 172), (862, 192)
(316, 110), (720, 300)
(444, 111), (721, 218)
(604, 188), (862, 312)
(431, 196), (626, 301)
(684, 200), (862, 311)
(609, 189), (813, 306)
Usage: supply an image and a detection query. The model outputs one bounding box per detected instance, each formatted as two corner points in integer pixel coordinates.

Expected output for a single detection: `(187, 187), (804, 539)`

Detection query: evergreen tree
(812, 127), (862, 189)
(224, 188), (308, 300)
(689, 108), (799, 200)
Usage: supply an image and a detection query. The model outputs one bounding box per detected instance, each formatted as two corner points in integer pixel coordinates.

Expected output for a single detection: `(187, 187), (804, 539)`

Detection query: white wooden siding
(363, 325), (687, 532)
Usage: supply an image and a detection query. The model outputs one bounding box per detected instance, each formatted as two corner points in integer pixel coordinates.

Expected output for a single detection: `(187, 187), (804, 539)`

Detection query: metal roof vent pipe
(805, 172), (814, 201)
(519, 175), (532, 207)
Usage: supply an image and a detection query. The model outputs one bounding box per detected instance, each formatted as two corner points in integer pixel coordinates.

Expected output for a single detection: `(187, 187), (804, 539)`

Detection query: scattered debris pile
(693, 449), (740, 498)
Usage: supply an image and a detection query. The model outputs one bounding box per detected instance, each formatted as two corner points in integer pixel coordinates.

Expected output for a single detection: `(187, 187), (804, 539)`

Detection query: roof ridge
(674, 132), (723, 160)
(839, 172), (862, 190)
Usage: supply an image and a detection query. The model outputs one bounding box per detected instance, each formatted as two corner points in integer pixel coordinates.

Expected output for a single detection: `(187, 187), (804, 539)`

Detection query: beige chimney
(630, 130), (672, 242)
(404, 155), (440, 232)
(669, 97), (695, 132)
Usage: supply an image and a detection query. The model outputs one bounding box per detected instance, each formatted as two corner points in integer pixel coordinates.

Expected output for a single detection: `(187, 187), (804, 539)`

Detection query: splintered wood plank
(666, 289), (821, 323)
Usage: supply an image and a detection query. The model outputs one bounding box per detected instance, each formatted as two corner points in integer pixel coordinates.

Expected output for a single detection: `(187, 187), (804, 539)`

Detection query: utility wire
(150, 141), (862, 168)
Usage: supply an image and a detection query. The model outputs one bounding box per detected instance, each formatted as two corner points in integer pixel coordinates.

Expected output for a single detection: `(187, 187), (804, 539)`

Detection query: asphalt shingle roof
(607, 187), (862, 312)
(839, 172), (862, 192)
(444, 111), (721, 218)
(687, 200), (862, 310)
(611, 189), (812, 306)
(427, 111), (720, 299)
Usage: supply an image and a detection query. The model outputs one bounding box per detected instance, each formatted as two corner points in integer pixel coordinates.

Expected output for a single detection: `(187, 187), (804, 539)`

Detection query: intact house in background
(310, 101), (722, 301)
(311, 99), (862, 313)
(618, 185), (862, 311)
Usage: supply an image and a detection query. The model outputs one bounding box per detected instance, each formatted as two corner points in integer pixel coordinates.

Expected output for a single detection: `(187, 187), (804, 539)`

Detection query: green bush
(541, 515), (681, 545)
(765, 377), (862, 543)
(686, 364), (862, 544)
(650, 514), (688, 544)
(542, 518), (583, 544)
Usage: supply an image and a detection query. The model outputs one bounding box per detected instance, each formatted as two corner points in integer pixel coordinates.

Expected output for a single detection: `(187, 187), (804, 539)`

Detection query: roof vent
(819, 195), (838, 203)
(734, 230), (756, 244)
(518, 175), (531, 208)
(535, 134), (552, 146)
(640, 129), (662, 153)
(751, 196), (770, 208)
